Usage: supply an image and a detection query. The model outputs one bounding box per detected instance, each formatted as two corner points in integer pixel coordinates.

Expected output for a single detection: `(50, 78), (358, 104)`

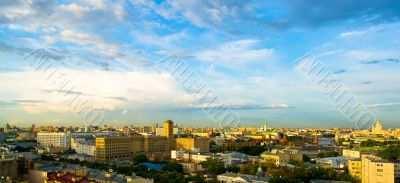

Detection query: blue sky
(0, 0), (400, 128)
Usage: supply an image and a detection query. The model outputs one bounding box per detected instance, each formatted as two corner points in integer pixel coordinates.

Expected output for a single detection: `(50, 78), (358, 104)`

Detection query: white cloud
(0, 69), (195, 114)
(131, 30), (186, 48)
(59, 3), (90, 18)
(195, 39), (274, 66)
(367, 103), (400, 108)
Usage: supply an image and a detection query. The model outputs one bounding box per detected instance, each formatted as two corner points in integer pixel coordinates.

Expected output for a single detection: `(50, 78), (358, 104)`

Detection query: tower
(372, 120), (384, 135)
(313, 134), (319, 145)
(164, 119), (174, 151)
(164, 119), (173, 138)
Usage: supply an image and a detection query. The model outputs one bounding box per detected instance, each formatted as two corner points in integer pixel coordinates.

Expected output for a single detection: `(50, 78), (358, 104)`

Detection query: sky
(0, 0), (400, 128)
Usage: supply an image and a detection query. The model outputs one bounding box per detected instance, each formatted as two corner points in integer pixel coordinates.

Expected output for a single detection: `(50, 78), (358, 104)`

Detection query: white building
(316, 156), (347, 169)
(74, 141), (96, 157)
(217, 172), (270, 183)
(37, 132), (71, 148)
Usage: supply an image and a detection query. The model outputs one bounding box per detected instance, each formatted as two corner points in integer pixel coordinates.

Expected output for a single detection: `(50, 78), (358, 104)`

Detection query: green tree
(163, 161), (183, 172)
(132, 154), (149, 165)
(201, 158), (226, 178)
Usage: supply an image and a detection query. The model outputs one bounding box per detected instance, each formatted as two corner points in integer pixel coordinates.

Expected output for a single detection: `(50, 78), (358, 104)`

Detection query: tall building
(164, 119), (173, 138)
(37, 132), (71, 148)
(164, 119), (174, 151)
(372, 120), (384, 135)
(176, 137), (210, 153)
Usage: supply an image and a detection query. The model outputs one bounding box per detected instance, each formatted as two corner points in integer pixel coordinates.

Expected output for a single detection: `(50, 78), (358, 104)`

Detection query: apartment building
(348, 158), (362, 180)
(361, 154), (398, 183)
(37, 132), (71, 148)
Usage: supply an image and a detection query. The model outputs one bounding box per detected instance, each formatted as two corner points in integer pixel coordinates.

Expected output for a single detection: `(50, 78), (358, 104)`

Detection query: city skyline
(1, 1), (400, 128)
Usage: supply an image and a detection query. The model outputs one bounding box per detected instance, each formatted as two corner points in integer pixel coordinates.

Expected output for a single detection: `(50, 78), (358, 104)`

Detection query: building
(348, 158), (362, 180)
(316, 156), (347, 169)
(261, 148), (303, 166)
(361, 154), (398, 183)
(371, 120), (384, 135)
(222, 139), (257, 151)
(164, 119), (175, 151)
(217, 172), (270, 183)
(180, 162), (204, 173)
(28, 161), (153, 183)
(155, 127), (180, 136)
(95, 135), (168, 160)
(0, 156), (18, 180)
(37, 132), (71, 148)
(176, 137), (210, 153)
(342, 149), (361, 159)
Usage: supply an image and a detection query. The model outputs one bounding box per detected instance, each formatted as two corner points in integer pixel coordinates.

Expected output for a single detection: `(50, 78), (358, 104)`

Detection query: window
(377, 169), (383, 172)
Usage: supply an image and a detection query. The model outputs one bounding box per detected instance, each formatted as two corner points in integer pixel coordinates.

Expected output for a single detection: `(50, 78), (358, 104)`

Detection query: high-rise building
(372, 120), (384, 135)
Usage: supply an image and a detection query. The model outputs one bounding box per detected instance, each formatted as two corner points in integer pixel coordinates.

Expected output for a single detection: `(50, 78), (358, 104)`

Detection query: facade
(95, 135), (168, 160)
(0, 157), (18, 179)
(261, 149), (303, 166)
(372, 120), (384, 135)
(361, 154), (398, 183)
(222, 140), (257, 151)
(164, 120), (174, 151)
(316, 156), (347, 169)
(155, 127), (180, 136)
(342, 149), (361, 159)
(217, 172), (270, 183)
(348, 158), (362, 180)
(176, 137), (210, 153)
(37, 132), (71, 148)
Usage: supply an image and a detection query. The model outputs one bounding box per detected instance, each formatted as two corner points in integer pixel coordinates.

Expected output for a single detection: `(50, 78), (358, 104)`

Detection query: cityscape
(1, 0), (400, 183)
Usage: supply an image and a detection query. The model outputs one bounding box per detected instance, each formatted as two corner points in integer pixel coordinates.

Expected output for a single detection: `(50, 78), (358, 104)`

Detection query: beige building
(361, 154), (398, 183)
(348, 158), (362, 181)
(372, 120), (385, 135)
(261, 149), (303, 166)
(342, 149), (361, 159)
(96, 134), (168, 160)
(176, 137), (210, 153)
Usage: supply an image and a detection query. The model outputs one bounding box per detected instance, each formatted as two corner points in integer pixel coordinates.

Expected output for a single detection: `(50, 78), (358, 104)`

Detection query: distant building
(217, 172), (270, 183)
(316, 156), (347, 169)
(37, 132), (71, 148)
(222, 139), (257, 151)
(261, 148), (303, 166)
(371, 120), (384, 135)
(342, 149), (361, 159)
(176, 137), (210, 153)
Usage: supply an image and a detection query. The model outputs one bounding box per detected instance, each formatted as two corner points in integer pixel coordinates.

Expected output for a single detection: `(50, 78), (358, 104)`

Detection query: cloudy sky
(0, 0), (399, 128)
